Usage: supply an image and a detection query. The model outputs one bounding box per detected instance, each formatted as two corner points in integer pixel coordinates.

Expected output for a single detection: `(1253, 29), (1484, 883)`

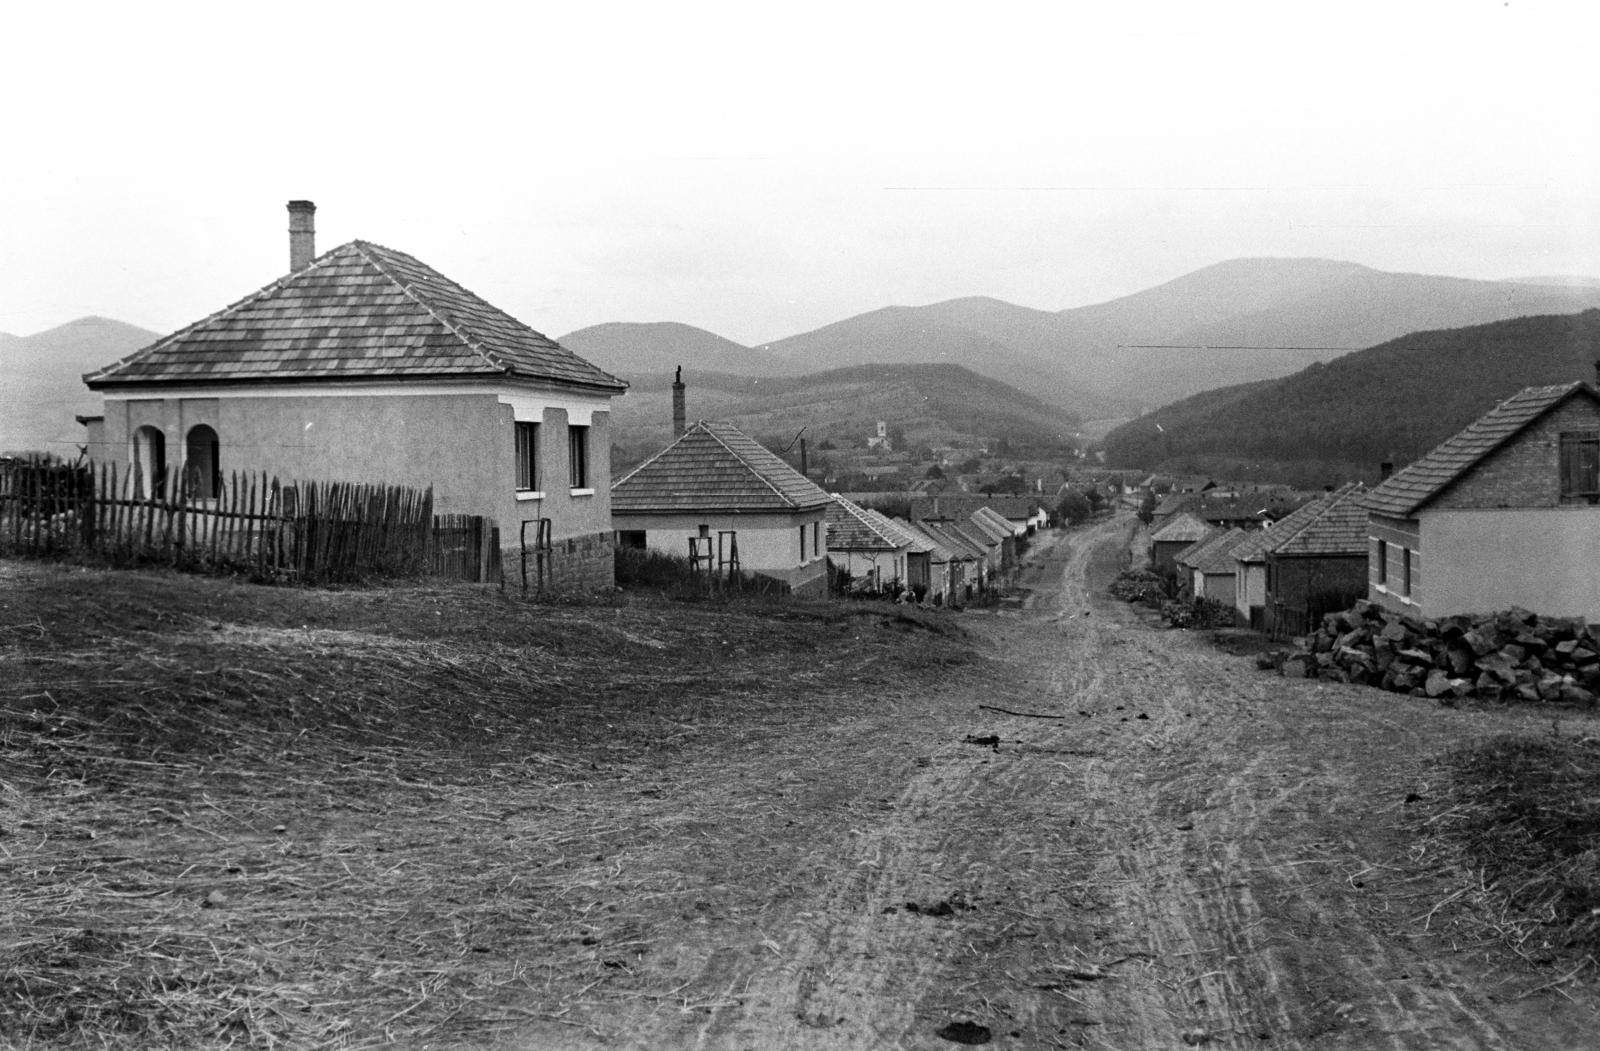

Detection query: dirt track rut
(508, 516), (1600, 1050)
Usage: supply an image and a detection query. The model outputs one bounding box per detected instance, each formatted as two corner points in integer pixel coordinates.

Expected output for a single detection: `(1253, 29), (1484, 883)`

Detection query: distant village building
(1262, 483), (1369, 637)
(1148, 512), (1213, 574)
(79, 200), (626, 589)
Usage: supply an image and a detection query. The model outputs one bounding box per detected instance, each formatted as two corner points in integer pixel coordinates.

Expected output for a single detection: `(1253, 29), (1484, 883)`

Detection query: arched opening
(131, 426), (166, 499)
(185, 424), (220, 501)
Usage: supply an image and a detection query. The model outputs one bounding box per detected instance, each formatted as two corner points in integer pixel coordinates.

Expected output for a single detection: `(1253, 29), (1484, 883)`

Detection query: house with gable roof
(827, 494), (917, 594)
(80, 201), (627, 589)
(1360, 380), (1600, 620)
(1262, 482), (1369, 636)
(1229, 493), (1336, 629)
(1148, 512), (1214, 575)
(894, 517), (959, 604)
(611, 420), (832, 596)
(1174, 527), (1248, 605)
(917, 518), (988, 602)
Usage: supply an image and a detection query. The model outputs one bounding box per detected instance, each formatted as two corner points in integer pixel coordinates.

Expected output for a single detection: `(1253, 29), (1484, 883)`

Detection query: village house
(909, 493), (1047, 536)
(1360, 379), (1600, 621)
(611, 419), (831, 596)
(917, 517), (990, 601)
(1148, 511), (1213, 575)
(79, 201), (626, 589)
(1262, 482), (1369, 637)
(1228, 492), (1338, 629)
(894, 517), (960, 604)
(1174, 527), (1248, 605)
(826, 494), (920, 595)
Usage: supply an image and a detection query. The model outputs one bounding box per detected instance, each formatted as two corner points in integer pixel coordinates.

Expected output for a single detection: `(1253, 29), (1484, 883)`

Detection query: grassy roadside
(0, 562), (982, 1048)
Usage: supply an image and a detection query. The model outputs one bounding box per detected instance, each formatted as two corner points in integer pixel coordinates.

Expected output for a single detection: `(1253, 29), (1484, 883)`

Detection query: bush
(1109, 569), (1170, 606)
(1161, 597), (1235, 629)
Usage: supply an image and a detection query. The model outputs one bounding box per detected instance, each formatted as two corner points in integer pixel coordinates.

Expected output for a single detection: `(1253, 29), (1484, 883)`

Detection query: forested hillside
(610, 363), (1082, 468)
(1100, 310), (1600, 486)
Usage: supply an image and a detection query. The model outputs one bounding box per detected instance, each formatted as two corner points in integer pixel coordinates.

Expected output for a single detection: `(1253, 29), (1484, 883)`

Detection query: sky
(2, 0), (1596, 346)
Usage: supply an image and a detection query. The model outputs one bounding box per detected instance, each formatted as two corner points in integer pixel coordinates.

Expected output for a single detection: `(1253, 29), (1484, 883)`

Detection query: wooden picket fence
(0, 459), (500, 585)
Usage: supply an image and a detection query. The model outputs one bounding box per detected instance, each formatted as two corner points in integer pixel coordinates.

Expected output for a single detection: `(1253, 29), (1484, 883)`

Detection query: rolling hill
(557, 321), (782, 377)
(1099, 309), (1600, 486)
(0, 317), (159, 457)
(740, 259), (1600, 415)
(609, 363), (1082, 468)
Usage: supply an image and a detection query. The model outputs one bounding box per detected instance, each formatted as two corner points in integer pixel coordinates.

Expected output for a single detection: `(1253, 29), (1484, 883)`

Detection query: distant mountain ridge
(559, 321), (782, 377)
(15, 259), (1600, 461)
(562, 258), (1600, 421)
(1, 316), (159, 456)
(1099, 309), (1600, 487)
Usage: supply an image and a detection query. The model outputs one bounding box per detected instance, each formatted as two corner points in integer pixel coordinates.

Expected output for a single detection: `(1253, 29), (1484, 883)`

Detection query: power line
(1116, 344), (1361, 351)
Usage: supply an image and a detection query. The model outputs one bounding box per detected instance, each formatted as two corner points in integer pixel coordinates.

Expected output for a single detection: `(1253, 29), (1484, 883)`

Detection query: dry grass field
(1, 564), (985, 1047)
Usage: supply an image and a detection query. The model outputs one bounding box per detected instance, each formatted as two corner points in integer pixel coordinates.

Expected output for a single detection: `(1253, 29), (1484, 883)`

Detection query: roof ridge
(1266, 490), (1342, 551)
(706, 422), (802, 509)
(84, 243), (356, 384)
(829, 495), (903, 548)
(1365, 382), (1594, 516)
(611, 424), (692, 490)
(354, 241), (510, 374)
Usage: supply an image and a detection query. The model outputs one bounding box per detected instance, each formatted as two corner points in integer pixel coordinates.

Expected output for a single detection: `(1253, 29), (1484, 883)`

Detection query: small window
(1376, 539), (1388, 586)
(132, 425), (166, 499)
(813, 521), (821, 557)
(799, 524), (807, 562)
(515, 422), (539, 491)
(185, 424), (220, 500)
(617, 530), (646, 551)
(1560, 431), (1600, 504)
(568, 425), (589, 489)
(1401, 548), (1412, 596)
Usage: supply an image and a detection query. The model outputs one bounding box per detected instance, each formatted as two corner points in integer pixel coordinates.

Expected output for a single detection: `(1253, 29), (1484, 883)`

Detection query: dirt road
(518, 516), (1600, 1049)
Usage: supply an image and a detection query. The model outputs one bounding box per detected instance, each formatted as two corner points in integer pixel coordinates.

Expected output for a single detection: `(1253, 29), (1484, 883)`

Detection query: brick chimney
(287, 200), (316, 273)
(672, 365), (687, 436)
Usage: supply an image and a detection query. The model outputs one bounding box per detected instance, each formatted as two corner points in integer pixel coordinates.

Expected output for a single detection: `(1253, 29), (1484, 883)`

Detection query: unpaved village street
(6, 519), (1599, 1050)
(515, 518), (1600, 1050)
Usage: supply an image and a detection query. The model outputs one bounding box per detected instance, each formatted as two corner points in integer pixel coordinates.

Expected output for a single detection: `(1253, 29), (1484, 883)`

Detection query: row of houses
(609, 411), (1027, 601)
(70, 201), (1037, 598)
(1153, 379), (1600, 630)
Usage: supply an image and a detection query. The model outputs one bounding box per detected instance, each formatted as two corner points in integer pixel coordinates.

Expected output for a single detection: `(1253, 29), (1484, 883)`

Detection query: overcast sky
(3, 0), (1595, 346)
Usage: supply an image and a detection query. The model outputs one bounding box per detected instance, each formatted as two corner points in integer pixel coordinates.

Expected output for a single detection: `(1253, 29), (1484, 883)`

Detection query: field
(2, 564), (983, 1047)
(5, 522), (1600, 1049)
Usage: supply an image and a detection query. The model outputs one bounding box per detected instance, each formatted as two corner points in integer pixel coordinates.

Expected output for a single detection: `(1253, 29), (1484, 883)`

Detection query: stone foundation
(502, 530), (614, 594)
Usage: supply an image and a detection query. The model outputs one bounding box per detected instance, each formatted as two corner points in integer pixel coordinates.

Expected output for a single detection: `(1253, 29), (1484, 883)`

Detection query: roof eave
(86, 370), (626, 395)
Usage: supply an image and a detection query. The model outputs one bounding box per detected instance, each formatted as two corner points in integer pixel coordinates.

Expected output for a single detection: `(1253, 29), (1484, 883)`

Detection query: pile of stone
(1258, 600), (1599, 705)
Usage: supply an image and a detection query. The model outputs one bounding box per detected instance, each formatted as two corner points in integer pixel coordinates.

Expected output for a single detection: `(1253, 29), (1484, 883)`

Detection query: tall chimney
(287, 200), (316, 273)
(1379, 460), (1394, 481)
(672, 365), (687, 436)
(1592, 359), (1600, 388)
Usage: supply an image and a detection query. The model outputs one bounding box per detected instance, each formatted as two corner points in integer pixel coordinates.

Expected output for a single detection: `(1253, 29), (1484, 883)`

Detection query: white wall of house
(831, 548), (908, 588)
(1422, 509), (1600, 620)
(616, 509), (827, 584)
(1234, 562), (1266, 622)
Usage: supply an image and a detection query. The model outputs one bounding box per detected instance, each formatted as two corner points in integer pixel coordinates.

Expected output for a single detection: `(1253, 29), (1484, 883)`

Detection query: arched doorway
(131, 426), (166, 499)
(185, 424), (220, 501)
